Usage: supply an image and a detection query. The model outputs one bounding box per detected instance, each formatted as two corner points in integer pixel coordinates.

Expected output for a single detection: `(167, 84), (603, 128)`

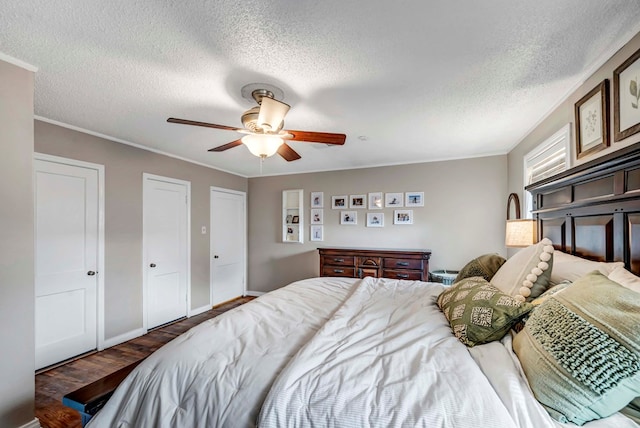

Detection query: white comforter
(88, 276), (638, 428)
(87, 277), (359, 428)
(259, 276), (517, 427)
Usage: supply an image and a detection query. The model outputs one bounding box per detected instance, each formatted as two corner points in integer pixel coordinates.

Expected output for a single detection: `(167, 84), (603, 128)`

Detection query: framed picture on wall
(310, 225), (324, 241)
(311, 209), (323, 224)
(366, 212), (384, 227)
(311, 192), (323, 208)
(575, 79), (609, 159)
(385, 192), (404, 207)
(368, 192), (383, 209)
(405, 192), (424, 207)
(614, 47), (640, 141)
(340, 211), (357, 225)
(332, 195), (347, 209)
(350, 194), (366, 209)
(393, 209), (413, 225)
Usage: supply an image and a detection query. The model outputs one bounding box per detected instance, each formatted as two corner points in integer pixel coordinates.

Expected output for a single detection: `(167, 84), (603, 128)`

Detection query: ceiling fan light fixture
(257, 96), (290, 132)
(241, 134), (284, 158)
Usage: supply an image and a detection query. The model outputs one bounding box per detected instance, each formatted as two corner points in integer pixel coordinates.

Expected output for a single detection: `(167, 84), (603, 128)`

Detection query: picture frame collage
(331, 191), (424, 227)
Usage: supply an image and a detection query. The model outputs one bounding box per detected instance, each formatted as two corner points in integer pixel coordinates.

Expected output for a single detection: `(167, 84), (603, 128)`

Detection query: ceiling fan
(167, 86), (346, 162)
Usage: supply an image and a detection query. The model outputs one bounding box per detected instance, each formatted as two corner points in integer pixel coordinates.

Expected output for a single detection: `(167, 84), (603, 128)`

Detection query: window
(523, 124), (571, 218)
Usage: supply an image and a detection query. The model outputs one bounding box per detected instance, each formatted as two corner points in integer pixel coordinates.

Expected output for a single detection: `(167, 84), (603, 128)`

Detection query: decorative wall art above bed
(574, 79), (609, 159)
(614, 47), (640, 142)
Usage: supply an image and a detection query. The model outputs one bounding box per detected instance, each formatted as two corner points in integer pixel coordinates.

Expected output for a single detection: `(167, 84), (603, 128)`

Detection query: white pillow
(549, 251), (624, 285)
(490, 238), (554, 302)
(607, 266), (640, 294)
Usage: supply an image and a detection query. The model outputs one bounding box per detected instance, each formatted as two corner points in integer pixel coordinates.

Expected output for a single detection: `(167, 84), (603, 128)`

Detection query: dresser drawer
(383, 258), (423, 270)
(322, 266), (356, 277)
(321, 255), (355, 267)
(382, 269), (423, 280)
(357, 256), (382, 267)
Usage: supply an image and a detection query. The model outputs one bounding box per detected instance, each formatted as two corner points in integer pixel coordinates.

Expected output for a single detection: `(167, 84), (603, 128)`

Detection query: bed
(86, 143), (640, 428)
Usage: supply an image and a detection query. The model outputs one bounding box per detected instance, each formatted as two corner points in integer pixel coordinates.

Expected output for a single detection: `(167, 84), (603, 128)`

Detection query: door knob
(87, 271), (96, 276)
(213, 255), (219, 259)
(150, 263), (157, 268)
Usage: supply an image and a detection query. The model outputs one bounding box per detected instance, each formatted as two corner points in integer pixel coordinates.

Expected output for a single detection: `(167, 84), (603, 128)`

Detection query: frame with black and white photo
(385, 192), (404, 207)
(310, 209), (323, 225)
(310, 225), (324, 241)
(393, 209), (413, 225)
(331, 195), (347, 209)
(350, 194), (366, 209)
(311, 192), (324, 208)
(366, 212), (384, 227)
(340, 211), (357, 225)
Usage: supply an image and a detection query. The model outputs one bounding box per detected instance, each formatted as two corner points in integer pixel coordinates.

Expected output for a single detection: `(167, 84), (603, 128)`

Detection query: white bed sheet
(470, 334), (640, 428)
(87, 277), (359, 428)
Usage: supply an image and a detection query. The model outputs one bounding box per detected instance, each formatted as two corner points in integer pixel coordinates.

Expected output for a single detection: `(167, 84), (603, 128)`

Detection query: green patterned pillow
(454, 253), (506, 283)
(513, 271), (640, 425)
(436, 277), (533, 347)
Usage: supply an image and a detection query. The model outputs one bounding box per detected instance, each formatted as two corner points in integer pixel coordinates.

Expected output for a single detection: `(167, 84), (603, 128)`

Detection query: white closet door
(210, 188), (246, 306)
(144, 175), (189, 329)
(35, 159), (98, 369)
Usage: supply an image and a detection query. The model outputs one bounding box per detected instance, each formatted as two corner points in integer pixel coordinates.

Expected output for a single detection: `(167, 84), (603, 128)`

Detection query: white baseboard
(17, 418), (41, 428)
(245, 290), (265, 297)
(102, 327), (147, 349)
(189, 304), (211, 317)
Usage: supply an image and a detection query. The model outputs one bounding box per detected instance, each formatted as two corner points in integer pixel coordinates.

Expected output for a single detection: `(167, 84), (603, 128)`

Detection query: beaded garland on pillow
(512, 271), (640, 425)
(490, 238), (554, 302)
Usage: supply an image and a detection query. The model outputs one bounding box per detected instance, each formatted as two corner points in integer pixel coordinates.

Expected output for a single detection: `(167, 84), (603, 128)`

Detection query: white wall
(0, 59), (36, 426)
(248, 155), (507, 293)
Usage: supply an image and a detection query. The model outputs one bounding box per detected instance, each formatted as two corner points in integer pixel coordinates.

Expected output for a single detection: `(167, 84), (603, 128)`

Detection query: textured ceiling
(2, 1), (640, 177)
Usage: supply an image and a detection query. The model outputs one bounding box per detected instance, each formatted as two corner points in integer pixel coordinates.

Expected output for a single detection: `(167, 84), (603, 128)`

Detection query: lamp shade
(257, 97), (290, 132)
(505, 219), (537, 247)
(241, 134), (284, 158)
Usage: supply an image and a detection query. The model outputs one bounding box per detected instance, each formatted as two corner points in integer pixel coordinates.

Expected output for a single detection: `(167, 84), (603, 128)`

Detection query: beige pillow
(607, 266), (640, 294)
(550, 251), (623, 285)
(490, 238), (554, 302)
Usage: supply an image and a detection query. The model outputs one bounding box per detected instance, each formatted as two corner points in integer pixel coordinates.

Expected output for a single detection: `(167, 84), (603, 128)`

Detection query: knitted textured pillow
(513, 271), (640, 425)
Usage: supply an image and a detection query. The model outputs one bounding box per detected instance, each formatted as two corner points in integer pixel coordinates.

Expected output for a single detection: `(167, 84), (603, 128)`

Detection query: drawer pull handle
(396, 262), (409, 266)
(397, 274), (409, 278)
(334, 258), (344, 262)
(334, 269), (344, 273)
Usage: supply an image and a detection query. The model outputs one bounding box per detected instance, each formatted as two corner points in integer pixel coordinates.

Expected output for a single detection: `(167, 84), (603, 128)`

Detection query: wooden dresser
(318, 248), (431, 280)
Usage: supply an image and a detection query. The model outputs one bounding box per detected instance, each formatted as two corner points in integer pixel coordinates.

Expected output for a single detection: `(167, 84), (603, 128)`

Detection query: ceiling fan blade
(257, 97), (290, 132)
(285, 130), (346, 145)
(167, 117), (243, 132)
(277, 143), (302, 162)
(208, 139), (243, 152)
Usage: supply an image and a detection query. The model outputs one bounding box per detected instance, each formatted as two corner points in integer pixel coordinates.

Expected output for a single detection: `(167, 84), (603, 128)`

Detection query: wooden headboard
(526, 142), (640, 275)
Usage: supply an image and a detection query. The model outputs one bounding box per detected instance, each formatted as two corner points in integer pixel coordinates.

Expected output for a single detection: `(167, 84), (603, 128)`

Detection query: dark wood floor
(36, 297), (254, 428)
